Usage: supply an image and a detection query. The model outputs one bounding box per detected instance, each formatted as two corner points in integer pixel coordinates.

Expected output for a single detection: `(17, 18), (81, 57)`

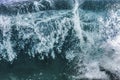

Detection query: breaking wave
(0, 0), (120, 80)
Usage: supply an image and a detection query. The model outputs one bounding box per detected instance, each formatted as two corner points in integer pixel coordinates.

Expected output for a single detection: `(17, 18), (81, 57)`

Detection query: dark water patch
(80, 1), (120, 12)
(0, 53), (72, 80)
(0, 0), (74, 15)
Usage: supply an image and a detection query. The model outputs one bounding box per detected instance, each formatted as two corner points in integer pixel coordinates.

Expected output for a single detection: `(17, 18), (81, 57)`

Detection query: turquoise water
(0, 0), (120, 80)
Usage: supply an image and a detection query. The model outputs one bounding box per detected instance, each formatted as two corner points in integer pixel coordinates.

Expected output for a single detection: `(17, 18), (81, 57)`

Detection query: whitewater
(0, 0), (120, 80)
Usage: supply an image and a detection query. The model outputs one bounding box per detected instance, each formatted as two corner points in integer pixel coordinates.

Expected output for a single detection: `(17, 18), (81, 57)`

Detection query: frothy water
(0, 0), (120, 80)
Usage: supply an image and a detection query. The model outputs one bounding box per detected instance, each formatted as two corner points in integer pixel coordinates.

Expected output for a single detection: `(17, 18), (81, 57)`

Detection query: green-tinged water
(0, 0), (120, 80)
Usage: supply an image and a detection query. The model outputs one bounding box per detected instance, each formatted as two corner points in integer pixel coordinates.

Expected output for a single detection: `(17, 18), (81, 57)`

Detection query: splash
(71, 1), (120, 80)
(0, 0), (120, 80)
(73, 0), (83, 43)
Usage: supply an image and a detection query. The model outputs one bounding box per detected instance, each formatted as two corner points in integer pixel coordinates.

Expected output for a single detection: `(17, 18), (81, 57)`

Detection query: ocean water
(0, 0), (120, 80)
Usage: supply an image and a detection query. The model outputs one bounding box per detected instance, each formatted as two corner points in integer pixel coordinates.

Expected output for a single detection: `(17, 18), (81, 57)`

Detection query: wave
(0, 0), (74, 15)
(0, 0), (120, 80)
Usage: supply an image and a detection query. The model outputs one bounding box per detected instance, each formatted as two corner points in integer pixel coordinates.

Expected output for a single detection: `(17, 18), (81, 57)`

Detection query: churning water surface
(0, 0), (120, 80)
